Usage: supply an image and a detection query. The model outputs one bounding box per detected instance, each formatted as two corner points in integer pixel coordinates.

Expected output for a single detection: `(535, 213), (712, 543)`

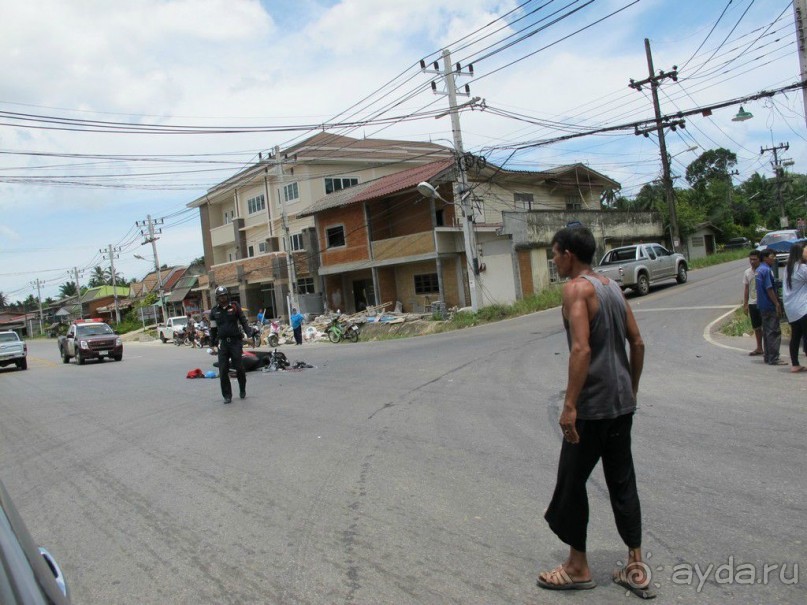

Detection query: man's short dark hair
(748, 249), (760, 258)
(760, 248), (775, 260)
(551, 226), (596, 265)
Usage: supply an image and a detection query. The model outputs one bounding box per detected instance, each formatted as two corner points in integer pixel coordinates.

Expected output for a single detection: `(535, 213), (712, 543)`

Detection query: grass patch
(441, 285), (564, 331)
(719, 307), (791, 338)
(687, 248), (749, 270)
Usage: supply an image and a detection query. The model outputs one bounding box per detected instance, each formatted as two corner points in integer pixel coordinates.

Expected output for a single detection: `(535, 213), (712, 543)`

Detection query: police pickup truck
(595, 243), (688, 296)
(58, 318), (123, 365)
(0, 330), (27, 371)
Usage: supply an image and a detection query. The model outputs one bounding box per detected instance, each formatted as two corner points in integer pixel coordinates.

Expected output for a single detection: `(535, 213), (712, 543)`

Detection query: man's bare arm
(623, 300), (644, 397)
(561, 279), (593, 436)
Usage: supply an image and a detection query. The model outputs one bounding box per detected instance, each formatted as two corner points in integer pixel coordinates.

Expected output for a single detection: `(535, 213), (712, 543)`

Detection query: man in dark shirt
(209, 286), (254, 404)
(537, 227), (652, 598)
(755, 248), (784, 365)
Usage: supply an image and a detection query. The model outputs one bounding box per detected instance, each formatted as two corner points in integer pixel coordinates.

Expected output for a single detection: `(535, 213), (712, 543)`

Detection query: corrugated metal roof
(298, 159), (454, 217)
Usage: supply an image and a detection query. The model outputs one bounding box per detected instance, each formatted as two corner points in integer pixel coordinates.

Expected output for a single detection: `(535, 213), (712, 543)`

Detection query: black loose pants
(217, 337), (246, 399)
(544, 413), (641, 552)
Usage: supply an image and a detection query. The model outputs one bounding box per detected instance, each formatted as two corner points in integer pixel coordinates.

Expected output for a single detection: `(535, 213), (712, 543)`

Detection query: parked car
(724, 237), (751, 250)
(0, 330), (27, 371)
(756, 230), (800, 265)
(595, 243), (688, 296)
(158, 316), (189, 343)
(0, 478), (71, 604)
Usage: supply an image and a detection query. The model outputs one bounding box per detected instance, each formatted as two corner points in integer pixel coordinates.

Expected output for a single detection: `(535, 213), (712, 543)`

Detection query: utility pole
(100, 244), (122, 324)
(793, 0), (807, 128)
(421, 49), (482, 311)
(136, 215), (166, 324)
(761, 143), (790, 228)
(31, 278), (44, 335)
(70, 267), (84, 319)
(630, 39), (686, 253)
(274, 145), (298, 316)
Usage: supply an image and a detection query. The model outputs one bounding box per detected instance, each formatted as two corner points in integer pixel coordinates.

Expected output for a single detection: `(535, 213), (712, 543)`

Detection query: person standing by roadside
(537, 227), (653, 599)
(783, 243), (807, 373)
(257, 307), (265, 326)
(743, 250), (764, 356)
(209, 286), (254, 404)
(290, 308), (304, 345)
(756, 249), (784, 365)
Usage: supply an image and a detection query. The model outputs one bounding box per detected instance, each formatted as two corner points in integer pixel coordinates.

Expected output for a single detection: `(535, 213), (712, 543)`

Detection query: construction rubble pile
(259, 301), (447, 344)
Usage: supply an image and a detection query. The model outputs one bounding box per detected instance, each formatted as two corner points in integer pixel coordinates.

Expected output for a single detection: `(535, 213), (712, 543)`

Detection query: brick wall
(318, 204), (370, 266)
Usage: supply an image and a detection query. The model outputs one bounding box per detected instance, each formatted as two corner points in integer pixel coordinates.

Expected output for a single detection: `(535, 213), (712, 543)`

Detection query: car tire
(113, 354), (122, 361)
(160, 332), (167, 343)
(62, 349), (70, 364)
(676, 264), (688, 284)
(18, 358), (27, 370)
(636, 273), (650, 296)
(76, 351), (85, 365)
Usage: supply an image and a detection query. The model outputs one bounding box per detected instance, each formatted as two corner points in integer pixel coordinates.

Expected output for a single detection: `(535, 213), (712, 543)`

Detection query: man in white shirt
(743, 250), (763, 356)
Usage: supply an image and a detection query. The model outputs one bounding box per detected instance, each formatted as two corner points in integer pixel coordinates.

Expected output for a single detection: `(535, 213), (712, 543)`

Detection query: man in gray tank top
(537, 227), (654, 599)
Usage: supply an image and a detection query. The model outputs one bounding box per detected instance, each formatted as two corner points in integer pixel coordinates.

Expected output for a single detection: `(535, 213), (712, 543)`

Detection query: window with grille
(296, 277), (315, 294)
(547, 249), (560, 283)
(325, 177), (359, 194)
(565, 195), (582, 211)
(414, 273), (439, 295)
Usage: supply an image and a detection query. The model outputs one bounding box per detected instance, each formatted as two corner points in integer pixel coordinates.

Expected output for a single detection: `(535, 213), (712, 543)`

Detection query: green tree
(685, 148), (738, 188)
(59, 281), (78, 298)
(0, 291), (6, 308)
(88, 266), (106, 288)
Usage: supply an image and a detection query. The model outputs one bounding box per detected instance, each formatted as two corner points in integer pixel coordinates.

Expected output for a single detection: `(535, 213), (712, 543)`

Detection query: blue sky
(0, 0), (801, 302)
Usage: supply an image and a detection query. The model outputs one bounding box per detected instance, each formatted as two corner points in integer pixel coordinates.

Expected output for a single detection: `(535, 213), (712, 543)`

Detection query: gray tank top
(564, 274), (636, 420)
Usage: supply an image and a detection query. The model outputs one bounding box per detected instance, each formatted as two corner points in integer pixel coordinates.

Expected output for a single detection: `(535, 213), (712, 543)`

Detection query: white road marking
(703, 306), (748, 352)
(633, 305), (737, 312)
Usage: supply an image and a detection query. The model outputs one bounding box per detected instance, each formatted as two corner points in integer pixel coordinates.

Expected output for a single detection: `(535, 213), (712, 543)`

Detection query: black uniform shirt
(209, 302), (250, 342)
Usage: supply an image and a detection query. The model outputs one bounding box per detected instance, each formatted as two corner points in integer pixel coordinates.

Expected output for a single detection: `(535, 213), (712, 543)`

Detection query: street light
(671, 145), (698, 158)
(732, 106), (753, 122)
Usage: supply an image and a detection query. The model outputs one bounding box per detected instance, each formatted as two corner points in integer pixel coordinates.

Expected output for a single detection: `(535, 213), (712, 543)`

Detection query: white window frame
(248, 245), (255, 258)
(289, 233), (304, 251)
(325, 177), (359, 195)
(247, 194), (266, 215)
(258, 242), (267, 253)
(283, 182), (299, 203)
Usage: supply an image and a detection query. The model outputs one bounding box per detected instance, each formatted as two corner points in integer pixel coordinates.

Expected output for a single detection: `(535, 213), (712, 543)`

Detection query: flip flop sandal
(537, 566), (596, 591)
(748, 350), (763, 356)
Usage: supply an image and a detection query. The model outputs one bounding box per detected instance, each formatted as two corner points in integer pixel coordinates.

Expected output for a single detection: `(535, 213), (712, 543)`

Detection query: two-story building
(297, 159), (631, 312)
(187, 132), (451, 319)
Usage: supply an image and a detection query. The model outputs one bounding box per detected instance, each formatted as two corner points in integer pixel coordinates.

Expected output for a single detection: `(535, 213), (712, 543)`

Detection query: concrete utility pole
(274, 145), (298, 316)
(761, 143), (791, 228)
(31, 278), (44, 335)
(71, 267), (84, 319)
(793, 0), (807, 128)
(101, 244), (121, 324)
(137, 215), (166, 324)
(421, 49), (482, 312)
(630, 38), (685, 253)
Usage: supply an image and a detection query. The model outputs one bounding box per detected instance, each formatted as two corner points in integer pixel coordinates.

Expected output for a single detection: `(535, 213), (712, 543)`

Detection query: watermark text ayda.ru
(671, 556), (799, 592)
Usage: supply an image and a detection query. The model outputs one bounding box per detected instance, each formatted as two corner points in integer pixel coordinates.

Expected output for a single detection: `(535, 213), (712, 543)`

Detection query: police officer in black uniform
(209, 286), (254, 404)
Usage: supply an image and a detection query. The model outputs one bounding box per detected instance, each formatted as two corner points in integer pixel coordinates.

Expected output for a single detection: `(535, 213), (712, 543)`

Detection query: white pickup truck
(595, 243), (688, 296)
(158, 316), (190, 343)
(0, 330), (28, 371)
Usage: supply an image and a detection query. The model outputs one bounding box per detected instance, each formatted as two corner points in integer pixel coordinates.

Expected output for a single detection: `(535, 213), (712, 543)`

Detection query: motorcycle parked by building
(325, 315), (360, 343)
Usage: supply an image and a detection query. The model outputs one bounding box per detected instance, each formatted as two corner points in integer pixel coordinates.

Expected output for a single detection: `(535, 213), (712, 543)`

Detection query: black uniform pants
(544, 412), (641, 552)
(217, 337), (246, 398)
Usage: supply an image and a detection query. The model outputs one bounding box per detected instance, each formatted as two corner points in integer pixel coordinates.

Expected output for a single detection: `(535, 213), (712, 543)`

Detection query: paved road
(1, 260), (804, 604)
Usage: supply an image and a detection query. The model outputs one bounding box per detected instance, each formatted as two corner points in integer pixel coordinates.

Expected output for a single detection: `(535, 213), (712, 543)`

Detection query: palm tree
(88, 266), (106, 288)
(0, 291), (7, 309)
(104, 267), (124, 286)
(59, 281), (78, 298)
